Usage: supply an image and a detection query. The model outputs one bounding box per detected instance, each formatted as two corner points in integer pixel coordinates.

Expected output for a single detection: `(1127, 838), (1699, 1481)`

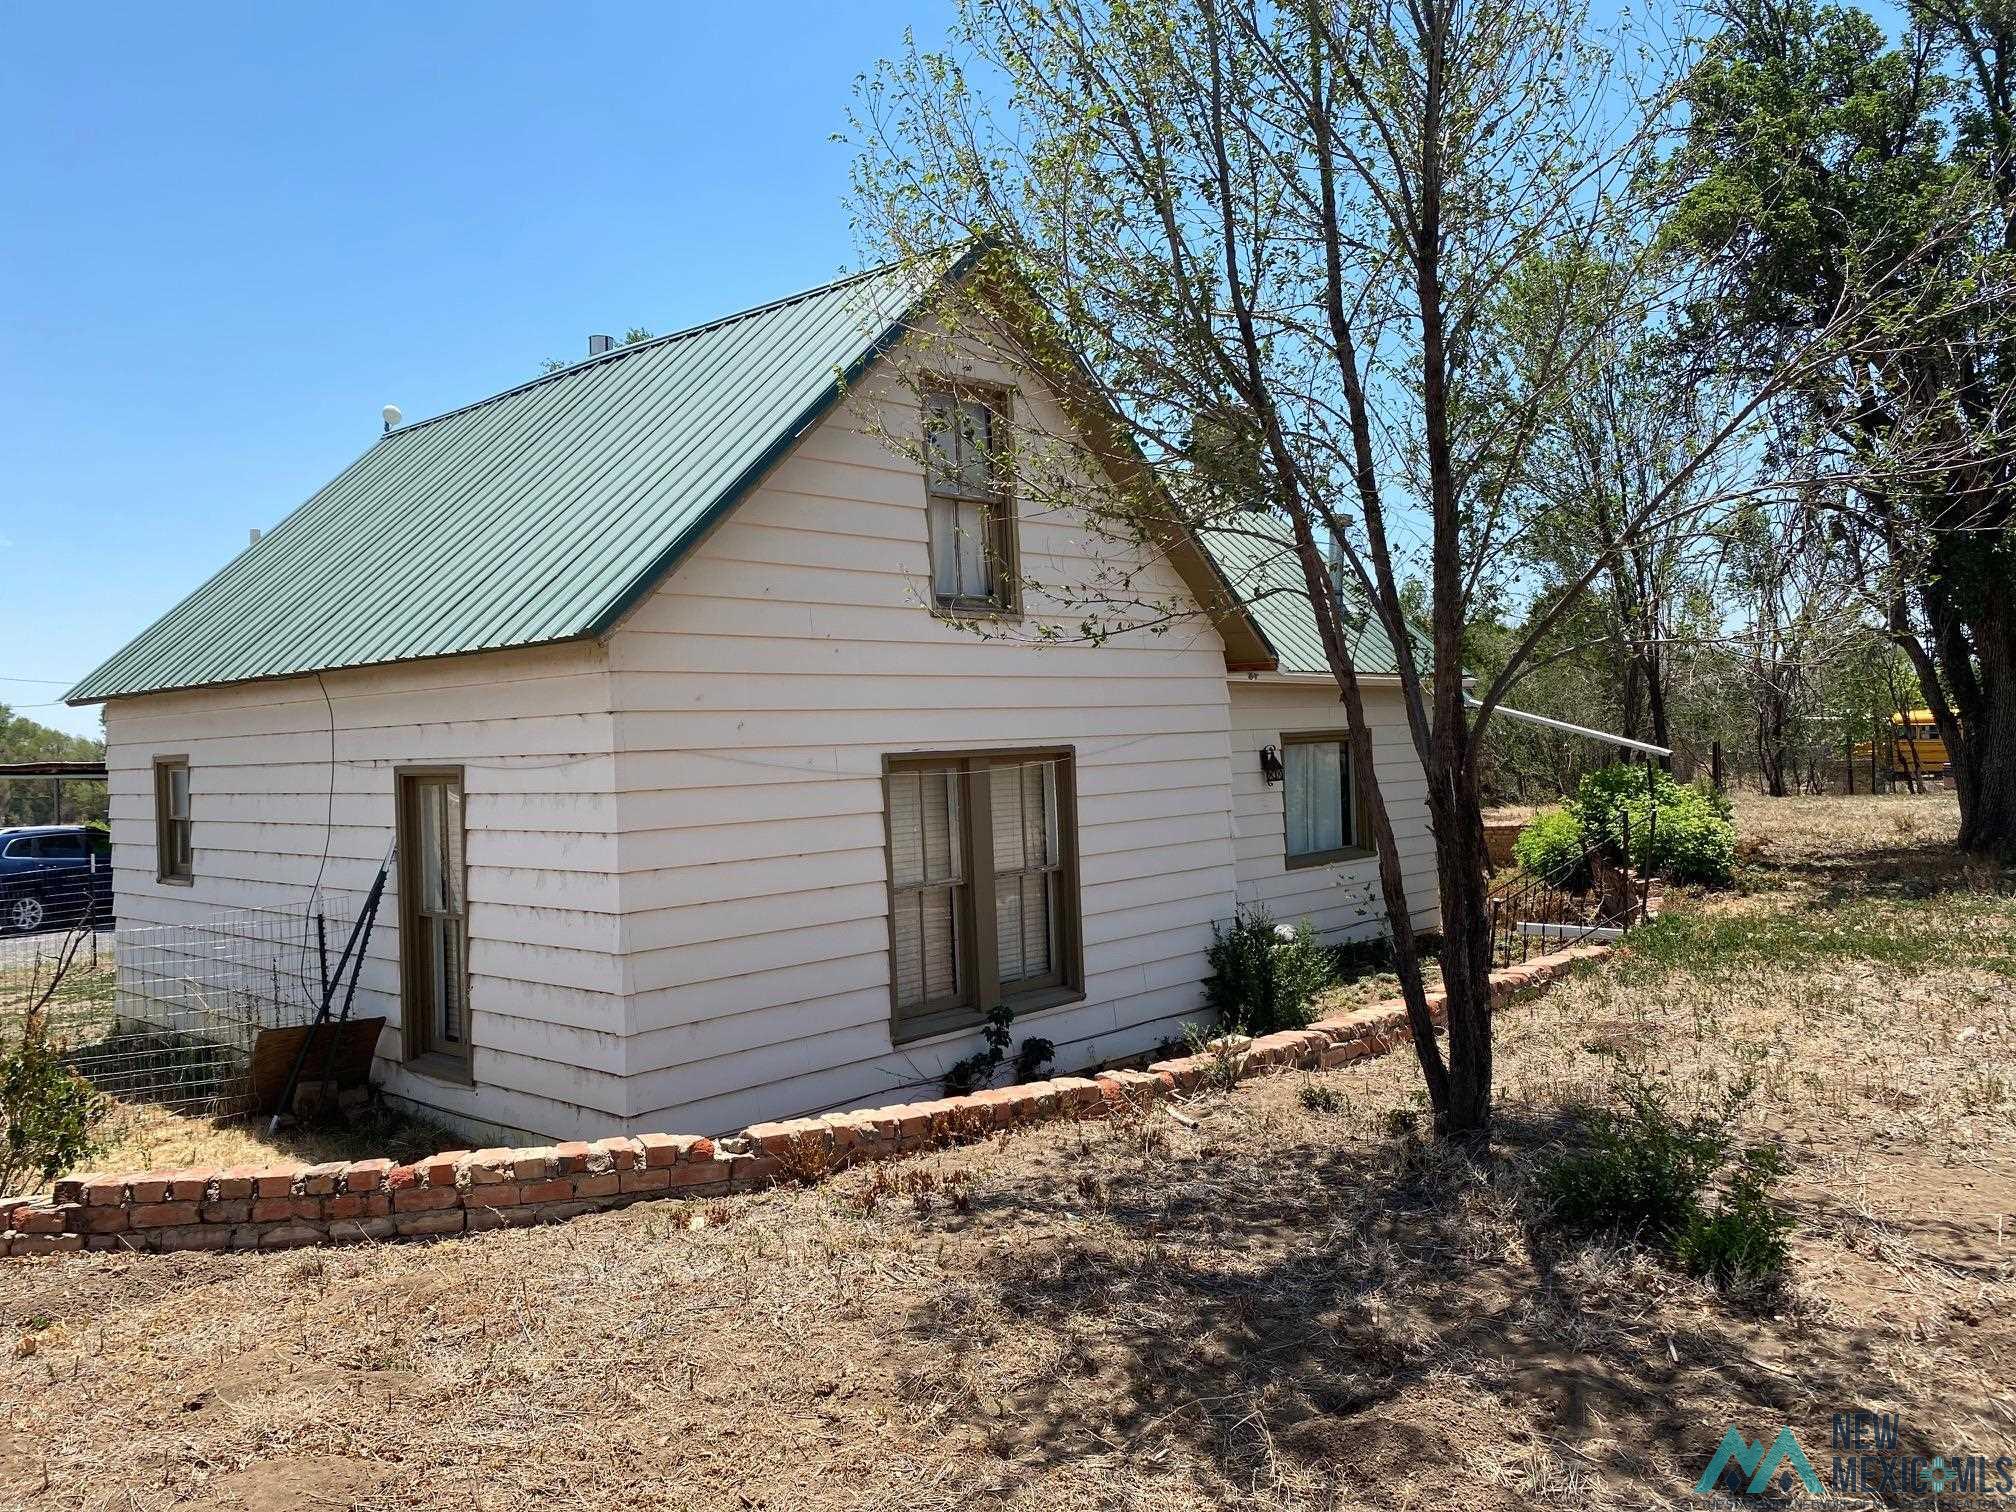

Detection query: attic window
(923, 389), (1017, 613)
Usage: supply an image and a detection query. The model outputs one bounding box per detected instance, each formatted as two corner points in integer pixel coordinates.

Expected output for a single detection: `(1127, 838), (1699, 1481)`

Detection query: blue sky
(2, 2), (950, 738)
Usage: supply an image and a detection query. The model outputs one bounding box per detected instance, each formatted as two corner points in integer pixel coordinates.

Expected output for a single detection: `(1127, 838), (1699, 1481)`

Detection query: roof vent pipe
(249, 528), (262, 547)
(587, 333), (614, 356)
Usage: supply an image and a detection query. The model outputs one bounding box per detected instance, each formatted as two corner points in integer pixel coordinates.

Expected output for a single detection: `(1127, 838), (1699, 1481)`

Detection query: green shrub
(1571, 765), (1737, 886)
(0, 1020), (107, 1195)
(1544, 1064), (1732, 1241)
(1543, 1059), (1792, 1292)
(1674, 1146), (1795, 1292)
(1298, 1080), (1345, 1115)
(1512, 809), (1588, 882)
(1203, 907), (1337, 1035)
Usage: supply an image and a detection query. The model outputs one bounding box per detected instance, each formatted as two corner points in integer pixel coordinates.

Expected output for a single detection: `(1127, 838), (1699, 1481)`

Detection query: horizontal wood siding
(1227, 680), (1440, 939)
(97, 642), (623, 1143)
(608, 350), (1240, 1132)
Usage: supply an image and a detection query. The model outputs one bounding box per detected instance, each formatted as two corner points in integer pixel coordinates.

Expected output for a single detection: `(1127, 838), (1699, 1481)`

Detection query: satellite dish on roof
(381, 403), (402, 433)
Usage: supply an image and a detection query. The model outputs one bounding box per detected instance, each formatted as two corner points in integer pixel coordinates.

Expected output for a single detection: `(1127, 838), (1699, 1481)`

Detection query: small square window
(1282, 735), (1367, 868)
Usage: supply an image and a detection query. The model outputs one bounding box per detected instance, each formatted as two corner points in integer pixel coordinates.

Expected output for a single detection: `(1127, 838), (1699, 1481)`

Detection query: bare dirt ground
(0, 792), (2010, 1510)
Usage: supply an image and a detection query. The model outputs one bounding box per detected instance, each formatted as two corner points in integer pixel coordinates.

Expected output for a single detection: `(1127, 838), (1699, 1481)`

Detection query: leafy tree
(1666, 0), (2016, 855)
(844, 0), (1951, 1138)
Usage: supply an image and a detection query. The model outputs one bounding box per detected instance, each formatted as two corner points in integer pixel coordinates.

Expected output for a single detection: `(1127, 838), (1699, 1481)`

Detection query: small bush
(1013, 1035), (1055, 1083)
(1544, 1066), (1731, 1241)
(942, 1004), (1015, 1096)
(1674, 1147), (1795, 1292)
(942, 1005), (1055, 1096)
(0, 1019), (107, 1195)
(1512, 809), (1587, 882)
(1203, 907), (1337, 1035)
(1572, 765), (1736, 886)
(1298, 1081), (1345, 1115)
(1543, 1059), (1792, 1292)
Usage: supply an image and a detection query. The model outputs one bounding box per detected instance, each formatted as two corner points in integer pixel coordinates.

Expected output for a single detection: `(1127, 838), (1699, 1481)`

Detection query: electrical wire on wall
(293, 671), (339, 1018)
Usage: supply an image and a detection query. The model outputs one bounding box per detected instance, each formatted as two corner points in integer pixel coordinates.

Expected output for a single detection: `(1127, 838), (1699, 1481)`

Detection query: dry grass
(0, 792), (2011, 1510)
(72, 1097), (460, 1187)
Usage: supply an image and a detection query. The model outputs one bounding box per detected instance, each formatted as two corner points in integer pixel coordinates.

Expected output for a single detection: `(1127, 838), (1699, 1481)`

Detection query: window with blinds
(1282, 734), (1366, 866)
(922, 388), (1016, 611)
(883, 750), (1080, 1040)
(992, 762), (1062, 990)
(887, 767), (967, 1015)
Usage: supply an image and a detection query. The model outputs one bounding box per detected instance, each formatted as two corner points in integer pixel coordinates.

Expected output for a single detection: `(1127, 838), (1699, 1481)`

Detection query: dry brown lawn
(1, 792), (2011, 1510)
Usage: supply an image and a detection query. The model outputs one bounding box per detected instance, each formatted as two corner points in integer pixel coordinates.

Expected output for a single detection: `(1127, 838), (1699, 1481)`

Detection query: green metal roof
(1197, 520), (1405, 677)
(68, 256), (949, 704)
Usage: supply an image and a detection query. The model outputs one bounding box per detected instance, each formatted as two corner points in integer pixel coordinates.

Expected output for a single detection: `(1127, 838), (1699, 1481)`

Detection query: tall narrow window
(153, 757), (192, 882)
(883, 750), (1080, 1041)
(1282, 734), (1366, 867)
(992, 761), (1062, 990)
(887, 765), (968, 1018)
(923, 389), (1015, 610)
(399, 768), (469, 1072)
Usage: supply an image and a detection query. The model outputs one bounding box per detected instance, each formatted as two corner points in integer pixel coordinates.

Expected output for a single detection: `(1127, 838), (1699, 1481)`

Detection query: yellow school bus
(1853, 710), (1952, 779)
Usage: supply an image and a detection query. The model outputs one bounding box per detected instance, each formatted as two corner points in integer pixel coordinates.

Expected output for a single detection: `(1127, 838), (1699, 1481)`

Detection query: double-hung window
(923, 389), (1016, 611)
(1282, 732), (1368, 867)
(398, 768), (471, 1075)
(153, 757), (193, 882)
(885, 749), (1080, 1040)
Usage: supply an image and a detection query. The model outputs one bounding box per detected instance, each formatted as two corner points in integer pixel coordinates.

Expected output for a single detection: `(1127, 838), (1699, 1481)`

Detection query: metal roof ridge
(379, 255), (938, 443)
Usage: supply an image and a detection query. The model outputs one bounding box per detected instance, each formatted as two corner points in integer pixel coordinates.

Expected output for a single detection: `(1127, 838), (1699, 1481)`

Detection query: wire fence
(1, 872), (350, 1116)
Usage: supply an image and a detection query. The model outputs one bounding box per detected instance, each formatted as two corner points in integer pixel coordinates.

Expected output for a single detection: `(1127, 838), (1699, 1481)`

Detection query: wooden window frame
(921, 383), (1021, 619)
(882, 746), (1083, 1044)
(396, 765), (473, 1082)
(1280, 729), (1376, 871)
(153, 756), (193, 884)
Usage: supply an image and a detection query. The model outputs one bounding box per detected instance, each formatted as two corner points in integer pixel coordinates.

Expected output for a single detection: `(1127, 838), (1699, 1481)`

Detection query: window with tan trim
(922, 387), (1017, 612)
(1281, 731), (1372, 868)
(153, 757), (192, 882)
(883, 748), (1081, 1041)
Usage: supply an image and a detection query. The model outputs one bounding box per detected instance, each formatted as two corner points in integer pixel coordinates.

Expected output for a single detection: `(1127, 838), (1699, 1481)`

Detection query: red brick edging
(1, 945), (1608, 1257)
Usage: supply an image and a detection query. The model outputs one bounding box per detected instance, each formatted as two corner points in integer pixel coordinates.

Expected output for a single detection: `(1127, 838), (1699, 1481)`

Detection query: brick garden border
(1, 944), (1609, 1258)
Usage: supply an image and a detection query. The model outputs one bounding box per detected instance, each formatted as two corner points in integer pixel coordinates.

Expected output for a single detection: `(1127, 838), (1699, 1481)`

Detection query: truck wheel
(5, 893), (46, 934)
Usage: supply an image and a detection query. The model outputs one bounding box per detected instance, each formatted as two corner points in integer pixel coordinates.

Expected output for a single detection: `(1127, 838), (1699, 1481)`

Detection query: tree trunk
(1905, 579), (2016, 859)
(1953, 612), (2016, 859)
(1430, 765), (1497, 1141)
(1645, 649), (1672, 768)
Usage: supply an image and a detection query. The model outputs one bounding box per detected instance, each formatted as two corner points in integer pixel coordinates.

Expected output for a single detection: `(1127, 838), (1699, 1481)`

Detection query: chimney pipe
(587, 333), (614, 356)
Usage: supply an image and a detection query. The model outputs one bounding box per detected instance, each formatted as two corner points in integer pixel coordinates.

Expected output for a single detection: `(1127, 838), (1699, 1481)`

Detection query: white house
(66, 255), (1437, 1144)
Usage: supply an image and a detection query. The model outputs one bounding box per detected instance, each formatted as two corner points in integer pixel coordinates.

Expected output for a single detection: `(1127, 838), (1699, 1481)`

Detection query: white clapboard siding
(1227, 680), (1441, 939)
(98, 640), (625, 1142)
(90, 323), (1448, 1146)
(607, 339), (1240, 1133)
